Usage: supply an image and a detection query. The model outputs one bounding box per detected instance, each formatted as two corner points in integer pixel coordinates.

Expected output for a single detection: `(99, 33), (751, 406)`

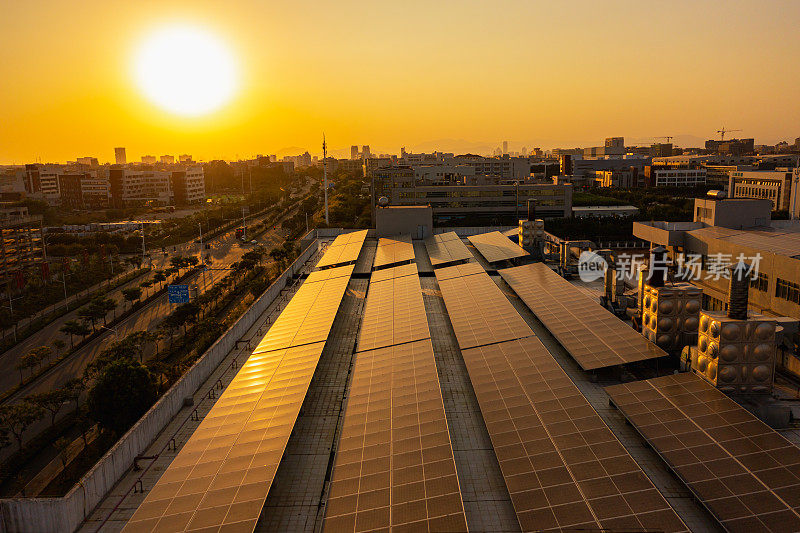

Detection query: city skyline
(2, 0), (800, 163)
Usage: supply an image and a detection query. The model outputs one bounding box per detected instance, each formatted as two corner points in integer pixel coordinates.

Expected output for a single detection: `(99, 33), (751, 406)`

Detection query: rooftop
(78, 231), (799, 533)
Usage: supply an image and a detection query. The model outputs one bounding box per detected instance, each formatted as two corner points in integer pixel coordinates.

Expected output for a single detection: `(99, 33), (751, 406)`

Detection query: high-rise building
(351, 146), (359, 160)
(502, 141), (508, 155)
(160, 155), (175, 165)
(141, 155), (157, 164)
(362, 145), (371, 159)
(114, 147), (126, 165)
(179, 154), (193, 163)
(170, 166), (206, 206)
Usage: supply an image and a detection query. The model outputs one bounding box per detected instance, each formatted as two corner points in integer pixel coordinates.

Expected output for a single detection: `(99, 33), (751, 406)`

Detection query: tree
(171, 302), (200, 335)
(61, 377), (86, 414)
(52, 339), (66, 357)
(15, 353), (38, 383)
(169, 255), (185, 271)
(87, 360), (157, 435)
(121, 287), (143, 309)
(61, 320), (85, 348)
(77, 303), (101, 332)
(53, 436), (71, 468)
(122, 331), (152, 361)
(32, 345), (52, 366)
(185, 256), (199, 268)
(92, 296), (117, 324)
(140, 279), (153, 297)
(0, 401), (44, 450)
(29, 389), (68, 427)
(152, 270), (166, 288)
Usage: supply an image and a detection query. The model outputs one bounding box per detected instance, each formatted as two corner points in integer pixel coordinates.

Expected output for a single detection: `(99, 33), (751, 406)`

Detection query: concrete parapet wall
(0, 241), (319, 533)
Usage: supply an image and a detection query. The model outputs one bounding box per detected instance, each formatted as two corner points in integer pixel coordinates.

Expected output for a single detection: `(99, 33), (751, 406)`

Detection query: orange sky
(2, 0), (800, 163)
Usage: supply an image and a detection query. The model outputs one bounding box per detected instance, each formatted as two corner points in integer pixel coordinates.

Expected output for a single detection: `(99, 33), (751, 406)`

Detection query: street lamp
(100, 324), (119, 338)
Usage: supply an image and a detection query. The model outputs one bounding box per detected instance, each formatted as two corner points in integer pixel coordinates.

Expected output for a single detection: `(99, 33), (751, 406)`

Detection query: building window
(750, 272), (768, 292)
(775, 278), (800, 305)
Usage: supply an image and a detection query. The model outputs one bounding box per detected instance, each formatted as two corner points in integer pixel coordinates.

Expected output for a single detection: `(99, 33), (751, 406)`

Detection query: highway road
(4, 224), (288, 403)
(0, 194), (305, 400)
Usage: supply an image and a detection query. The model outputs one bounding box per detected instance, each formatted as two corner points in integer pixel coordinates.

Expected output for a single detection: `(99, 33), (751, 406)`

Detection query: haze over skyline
(2, 0), (800, 163)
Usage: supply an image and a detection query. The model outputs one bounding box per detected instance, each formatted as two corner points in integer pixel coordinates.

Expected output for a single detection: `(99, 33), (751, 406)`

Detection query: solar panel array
(373, 234), (415, 269)
(253, 270), (351, 354)
(606, 372), (800, 532)
(430, 261), (484, 281)
(324, 339), (468, 532)
(370, 262), (418, 284)
(499, 263), (668, 370)
(304, 263), (355, 284)
(424, 231), (473, 267)
(125, 259), (357, 533)
(433, 263), (686, 531)
(316, 230), (368, 269)
(462, 338), (688, 532)
(467, 231), (528, 263)
(125, 341), (327, 532)
(435, 266), (533, 349)
(358, 272), (430, 352)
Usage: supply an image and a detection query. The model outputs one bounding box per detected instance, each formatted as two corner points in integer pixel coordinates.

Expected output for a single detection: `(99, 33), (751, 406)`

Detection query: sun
(133, 25), (238, 116)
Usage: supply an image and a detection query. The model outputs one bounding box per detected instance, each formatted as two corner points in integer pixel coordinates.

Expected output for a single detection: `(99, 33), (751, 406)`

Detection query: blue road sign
(168, 284), (190, 304)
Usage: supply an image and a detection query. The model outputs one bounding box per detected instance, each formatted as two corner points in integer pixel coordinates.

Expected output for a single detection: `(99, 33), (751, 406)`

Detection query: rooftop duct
(727, 261), (750, 320)
(648, 246), (668, 287)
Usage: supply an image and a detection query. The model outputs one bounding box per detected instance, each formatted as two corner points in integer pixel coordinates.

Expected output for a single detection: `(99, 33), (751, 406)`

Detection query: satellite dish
(378, 196), (389, 207)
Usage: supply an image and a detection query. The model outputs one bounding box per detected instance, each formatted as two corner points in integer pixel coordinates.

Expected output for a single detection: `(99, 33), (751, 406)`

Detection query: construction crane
(717, 127), (742, 141)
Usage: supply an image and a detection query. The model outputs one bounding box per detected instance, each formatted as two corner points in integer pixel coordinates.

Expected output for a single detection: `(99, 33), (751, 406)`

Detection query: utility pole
(323, 133), (329, 225)
(140, 222), (148, 267)
(241, 206), (247, 239)
(198, 222), (208, 291)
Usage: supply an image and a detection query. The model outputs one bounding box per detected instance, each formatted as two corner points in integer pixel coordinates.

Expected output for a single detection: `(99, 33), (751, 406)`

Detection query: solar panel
(316, 230), (368, 269)
(432, 261), (485, 282)
(369, 262), (418, 284)
(606, 372), (800, 532)
(124, 341), (327, 532)
(467, 231), (528, 263)
(305, 263), (355, 284)
(424, 232), (474, 266)
(324, 339), (468, 532)
(431, 231), (461, 242)
(499, 263), (668, 370)
(358, 273), (430, 352)
(436, 269), (533, 349)
(253, 274), (350, 354)
(373, 234), (415, 269)
(462, 337), (688, 532)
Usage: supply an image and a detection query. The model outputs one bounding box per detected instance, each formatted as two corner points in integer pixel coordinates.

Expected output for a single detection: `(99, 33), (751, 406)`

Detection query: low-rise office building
(0, 207), (44, 285)
(634, 196), (800, 319)
(170, 166), (206, 206)
(590, 168), (640, 188)
(728, 168), (799, 216)
(372, 166), (571, 224)
(644, 166), (707, 187)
